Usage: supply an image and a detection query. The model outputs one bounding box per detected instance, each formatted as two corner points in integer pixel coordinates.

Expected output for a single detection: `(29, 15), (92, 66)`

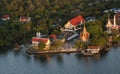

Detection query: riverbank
(26, 46), (103, 55)
(26, 48), (81, 54)
(26, 43), (114, 56)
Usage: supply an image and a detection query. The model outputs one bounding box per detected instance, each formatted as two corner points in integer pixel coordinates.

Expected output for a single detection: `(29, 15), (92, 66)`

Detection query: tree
(74, 40), (87, 49)
(87, 20), (103, 39)
(50, 39), (63, 50)
(38, 41), (46, 50)
(87, 20), (108, 46)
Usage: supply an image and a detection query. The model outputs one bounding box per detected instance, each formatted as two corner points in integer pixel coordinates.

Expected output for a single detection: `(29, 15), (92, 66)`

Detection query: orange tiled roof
(88, 46), (99, 49)
(69, 15), (85, 26)
(32, 37), (49, 43)
(20, 17), (28, 21)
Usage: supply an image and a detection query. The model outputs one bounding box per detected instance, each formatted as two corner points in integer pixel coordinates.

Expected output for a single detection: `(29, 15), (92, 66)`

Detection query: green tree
(51, 39), (63, 50)
(38, 41), (46, 50)
(74, 40), (87, 49)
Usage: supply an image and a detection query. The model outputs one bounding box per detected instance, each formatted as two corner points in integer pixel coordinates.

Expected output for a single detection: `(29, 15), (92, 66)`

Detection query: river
(0, 46), (120, 74)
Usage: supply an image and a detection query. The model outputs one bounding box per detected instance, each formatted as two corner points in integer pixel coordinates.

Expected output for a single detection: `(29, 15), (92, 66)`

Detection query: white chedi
(36, 32), (41, 37)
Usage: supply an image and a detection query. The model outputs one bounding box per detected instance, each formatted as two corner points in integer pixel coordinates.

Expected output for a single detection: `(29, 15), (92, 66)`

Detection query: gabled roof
(2, 14), (10, 18)
(88, 46), (99, 49)
(69, 15), (85, 26)
(1, 14), (10, 20)
(50, 34), (56, 39)
(32, 37), (49, 43)
(19, 17), (28, 22)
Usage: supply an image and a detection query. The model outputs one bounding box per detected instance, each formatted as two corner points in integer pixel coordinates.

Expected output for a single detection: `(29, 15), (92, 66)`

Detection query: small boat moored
(13, 44), (22, 51)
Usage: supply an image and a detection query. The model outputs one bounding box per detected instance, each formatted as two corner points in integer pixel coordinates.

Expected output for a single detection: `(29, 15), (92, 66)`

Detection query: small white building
(86, 46), (101, 54)
(32, 37), (50, 50)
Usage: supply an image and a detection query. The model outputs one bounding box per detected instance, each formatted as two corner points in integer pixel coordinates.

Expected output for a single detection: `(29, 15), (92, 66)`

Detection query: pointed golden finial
(80, 21), (90, 42)
(83, 22), (87, 34)
(108, 14), (110, 19)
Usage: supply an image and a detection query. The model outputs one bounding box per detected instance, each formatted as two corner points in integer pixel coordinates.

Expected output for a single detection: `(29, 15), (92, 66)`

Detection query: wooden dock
(26, 48), (81, 54)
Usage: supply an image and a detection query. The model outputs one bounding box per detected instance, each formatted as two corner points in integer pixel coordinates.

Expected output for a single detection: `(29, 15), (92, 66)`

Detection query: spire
(106, 14), (112, 28)
(80, 22), (90, 42)
(114, 15), (116, 26)
(83, 22), (87, 33)
(113, 14), (119, 30)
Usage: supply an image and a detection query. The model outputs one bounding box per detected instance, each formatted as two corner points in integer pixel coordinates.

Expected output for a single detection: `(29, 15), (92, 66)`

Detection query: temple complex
(106, 14), (120, 33)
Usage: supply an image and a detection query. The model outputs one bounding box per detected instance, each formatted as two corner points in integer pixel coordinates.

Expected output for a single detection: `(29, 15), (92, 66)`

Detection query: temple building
(106, 13), (120, 33)
(61, 15), (85, 32)
(80, 23), (90, 42)
(106, 16), (113, 34)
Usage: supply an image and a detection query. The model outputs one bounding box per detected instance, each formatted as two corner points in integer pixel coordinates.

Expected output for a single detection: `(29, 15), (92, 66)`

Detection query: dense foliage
(38, 41), (46, 50)
(0, 0), (120, 48)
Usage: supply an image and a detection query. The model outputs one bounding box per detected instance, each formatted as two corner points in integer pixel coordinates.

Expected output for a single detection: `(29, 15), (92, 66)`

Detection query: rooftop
(69, 15), (85, 27)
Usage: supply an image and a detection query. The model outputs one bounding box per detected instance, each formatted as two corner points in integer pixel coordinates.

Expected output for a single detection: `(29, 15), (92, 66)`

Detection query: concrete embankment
(26, 48), (81, 54)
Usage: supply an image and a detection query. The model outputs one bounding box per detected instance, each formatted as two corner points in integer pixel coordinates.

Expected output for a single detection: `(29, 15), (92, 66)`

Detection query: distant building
(80, 23), (90, 42)
(19, 17), (31, 22)
(81, 46), (101, 55)
(32, 37), (50, 50)
(1, 14), (10, 21)
(61, 15), (85, 31)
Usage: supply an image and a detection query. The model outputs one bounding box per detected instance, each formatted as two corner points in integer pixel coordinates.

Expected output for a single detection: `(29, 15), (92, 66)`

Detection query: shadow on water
(56, 54), (63, 64)
(100, 50), (109, 59)
(33, 54), (64, 64)
(0, 48), (11, 55)
(33, 54), (51, 64)
(75, 53), (82, 61)
(13, 50), (21, 56)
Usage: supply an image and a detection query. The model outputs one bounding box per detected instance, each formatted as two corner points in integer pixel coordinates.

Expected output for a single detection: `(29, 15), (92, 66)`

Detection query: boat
(13, 45), (22, 51)
(104, 46), (111, 51)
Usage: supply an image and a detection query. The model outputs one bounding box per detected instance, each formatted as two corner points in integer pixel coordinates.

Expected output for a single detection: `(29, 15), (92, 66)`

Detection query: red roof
(32, 37), (49, 43)
(20, 17), (28, 21)
(116, 12), (120, 16)
(88, 46), (99, 49)
(50, 34), (56, 39)
(2, 14), (10, 18)
(70, 15), (85, 26)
